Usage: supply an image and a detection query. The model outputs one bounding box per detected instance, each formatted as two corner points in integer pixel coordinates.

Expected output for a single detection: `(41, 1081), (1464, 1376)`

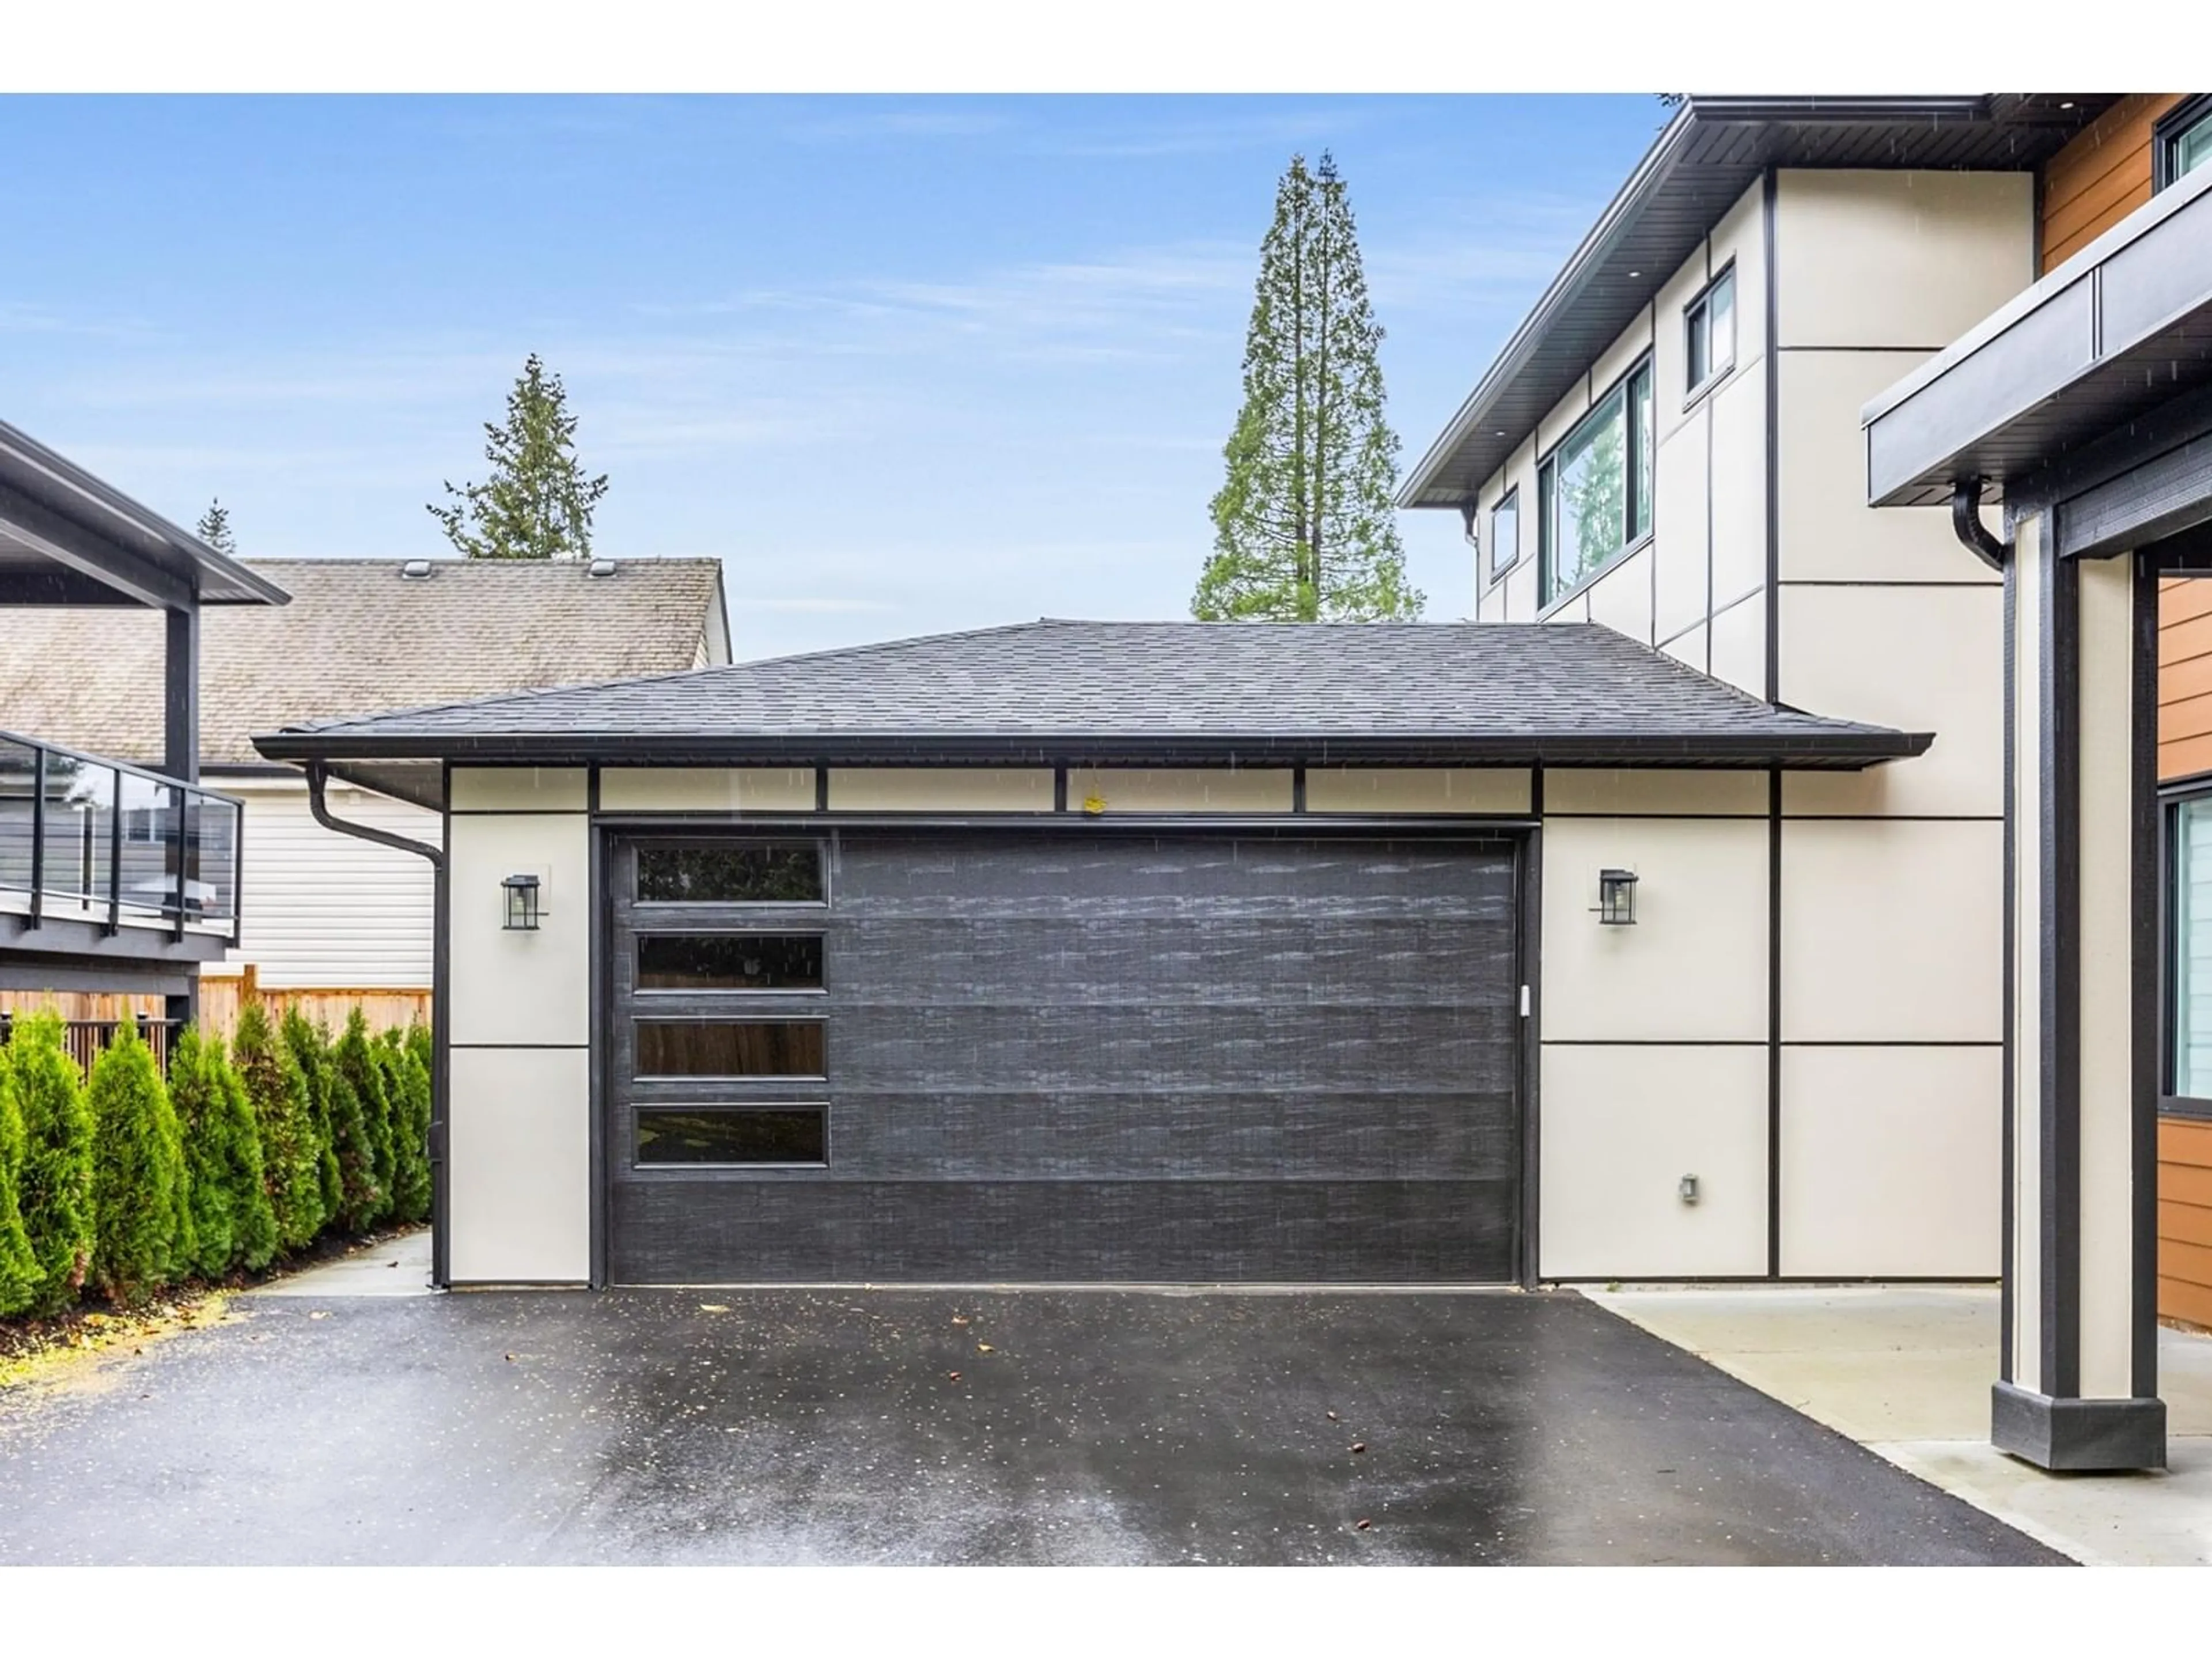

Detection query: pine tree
(170, 1029), (236, 1279)
(3, 1012), (94, 1314)
(86, 1016), (187, 1304)
(282, 1007), (343, 1227)
(381, 1028), (433, 1226)
(0, 1044), (45, 1316)
(236, 1003), (324, 1251)
(428, 354), (611, 560)
(211, 1036), (277, 1272)
(195, 499), (237, 557)
(334, 1010), (392, 1229)
(1194, 152), (1421, 623)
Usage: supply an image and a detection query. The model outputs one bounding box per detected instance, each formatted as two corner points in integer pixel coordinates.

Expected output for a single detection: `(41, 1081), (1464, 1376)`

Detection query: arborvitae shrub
(0, 1044), (44, 1317)
(236, 1003), (323, 1251)
(169, 1029), (235, 1279)
(210, 1036), (277, 1272)
(281, 1007), (343, 1227)
(4, 1012), (94, 1315)
(332, 1010), (392, 1230)
(86, 1016), (187, 1304)
(380, 1028), (433, 1227)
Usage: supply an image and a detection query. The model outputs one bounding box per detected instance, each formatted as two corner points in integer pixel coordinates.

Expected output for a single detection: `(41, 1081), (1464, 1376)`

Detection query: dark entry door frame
(588, 815), (1542, 1289)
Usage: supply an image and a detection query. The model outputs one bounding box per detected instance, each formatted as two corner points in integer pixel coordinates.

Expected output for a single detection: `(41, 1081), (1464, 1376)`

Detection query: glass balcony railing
(0, 729), (242, 945)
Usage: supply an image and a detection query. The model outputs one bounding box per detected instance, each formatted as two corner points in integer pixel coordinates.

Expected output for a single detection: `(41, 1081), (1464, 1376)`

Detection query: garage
(606, 828), (1525, 1284)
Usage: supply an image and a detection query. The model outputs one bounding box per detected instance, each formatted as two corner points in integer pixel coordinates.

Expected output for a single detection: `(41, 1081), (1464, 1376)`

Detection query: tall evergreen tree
(169, 1030), (236, 1279)
(211, 1037), (278, 1272)
(428, 354), (611, 560)
(324, 1011), (383, 1232)
(0, 1045), (44, 1316)
(4, 1012), (94, 1314)
(380, 1028), (433, 1227)
(236, 1003), (324, 1251)
(282, 1007), (343, 1225)
(1194, 152), (1421, 623)
(195, 499), (237, 556)
(86, 1016), (188, 1303)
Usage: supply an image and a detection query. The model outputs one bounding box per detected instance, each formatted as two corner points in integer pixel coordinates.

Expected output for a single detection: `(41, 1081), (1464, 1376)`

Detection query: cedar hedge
(0, 1003), (433, 1319)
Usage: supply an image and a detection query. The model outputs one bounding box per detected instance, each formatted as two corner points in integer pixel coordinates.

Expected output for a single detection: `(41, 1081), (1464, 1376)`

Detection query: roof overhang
(0, 418), (290, 608)
(1400, 94), (2113, 512)
(255, 727), (1931, 776)
(1863, 161), (2212, 539)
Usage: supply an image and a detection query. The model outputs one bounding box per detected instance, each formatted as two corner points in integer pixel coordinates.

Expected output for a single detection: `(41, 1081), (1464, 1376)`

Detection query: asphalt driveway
(0, 1285), (2063, 1565)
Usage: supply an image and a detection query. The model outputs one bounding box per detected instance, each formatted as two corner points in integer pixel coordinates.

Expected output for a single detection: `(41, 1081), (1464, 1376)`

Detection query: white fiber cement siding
(217, 775), (436, 990)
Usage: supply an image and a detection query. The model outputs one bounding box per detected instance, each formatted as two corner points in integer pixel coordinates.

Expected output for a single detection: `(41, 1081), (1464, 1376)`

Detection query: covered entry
(604, 828), (1525, 1285)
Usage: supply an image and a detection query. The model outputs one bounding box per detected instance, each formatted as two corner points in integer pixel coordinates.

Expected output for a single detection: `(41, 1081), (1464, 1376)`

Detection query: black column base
(1992, 1381), (2166, 1471)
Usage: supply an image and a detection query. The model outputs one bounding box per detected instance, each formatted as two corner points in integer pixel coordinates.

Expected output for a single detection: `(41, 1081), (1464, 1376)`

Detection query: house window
(2169, 793), (2212, 1103)
(637, 933), (824, 992)
(636, 844), (823, 904)
(635, 1020), (825, 1078)
(1685, 267), (1736, 396)
(1539, 357), (1654, 607)
(636, 1106), (828, 1166)
(2156, 95), (2212, 191)
(1489, 488), (1520, 586)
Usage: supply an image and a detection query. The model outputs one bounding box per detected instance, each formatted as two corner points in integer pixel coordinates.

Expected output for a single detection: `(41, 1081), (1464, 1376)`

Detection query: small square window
(1685, 268), (1736, 396)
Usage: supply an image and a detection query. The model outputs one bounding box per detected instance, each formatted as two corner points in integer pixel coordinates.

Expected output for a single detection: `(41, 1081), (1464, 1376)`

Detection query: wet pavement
(0, 1286), (2064, 1565)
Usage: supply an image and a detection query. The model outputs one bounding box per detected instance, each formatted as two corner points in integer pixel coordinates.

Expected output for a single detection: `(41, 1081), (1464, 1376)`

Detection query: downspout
(304, 762), (449, 1289)
(1952, 477), (2010, 571)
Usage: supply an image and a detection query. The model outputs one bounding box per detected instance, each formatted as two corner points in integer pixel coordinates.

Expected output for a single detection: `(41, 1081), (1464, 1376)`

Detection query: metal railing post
(105, 763), (122, 935)
(28, 744), (44, 928)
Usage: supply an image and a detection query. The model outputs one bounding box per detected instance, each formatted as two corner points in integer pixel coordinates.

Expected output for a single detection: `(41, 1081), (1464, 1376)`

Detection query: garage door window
(637, 1106), (828, 1166)
(637, 1020), (826, 1078)
(638, 934), (824, 992)
(637, 844), (823, 904)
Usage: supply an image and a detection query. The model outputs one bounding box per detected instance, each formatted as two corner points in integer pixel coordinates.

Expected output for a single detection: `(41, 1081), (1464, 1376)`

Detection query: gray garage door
(605, 830), (1522, 1283)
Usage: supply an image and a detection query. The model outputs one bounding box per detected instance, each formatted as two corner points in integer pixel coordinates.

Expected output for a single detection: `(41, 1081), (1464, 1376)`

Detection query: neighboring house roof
(1396, 94), (2117, 512)
(0, 417), (289, 608)
(0, 556), (728, 768)
(256, 619), (1930, 781)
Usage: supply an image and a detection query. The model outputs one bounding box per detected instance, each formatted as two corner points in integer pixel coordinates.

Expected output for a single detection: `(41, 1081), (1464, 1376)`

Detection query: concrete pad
(251, 1230), (434, 1298)
(1588, 1283), (2212, 1565)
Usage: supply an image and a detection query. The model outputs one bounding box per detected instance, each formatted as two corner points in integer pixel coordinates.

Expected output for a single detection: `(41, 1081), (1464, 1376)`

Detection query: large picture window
(2171, 794), (2212, 1103)
(1539, 358), (1654, 607)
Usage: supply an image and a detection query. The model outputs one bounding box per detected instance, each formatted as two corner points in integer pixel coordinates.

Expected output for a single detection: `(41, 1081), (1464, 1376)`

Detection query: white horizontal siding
(222, 778), (437, 990)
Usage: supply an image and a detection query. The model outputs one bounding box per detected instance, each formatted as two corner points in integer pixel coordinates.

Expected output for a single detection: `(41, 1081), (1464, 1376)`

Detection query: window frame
(2161, 781), (2212, 1119)
(1536, 351), (1656, 613)
(1683, 263), (1738, 404)
(633, 1103), (831, 1169)
(1487, 486), (1521, 589)
(2153, 93), (2212, 192)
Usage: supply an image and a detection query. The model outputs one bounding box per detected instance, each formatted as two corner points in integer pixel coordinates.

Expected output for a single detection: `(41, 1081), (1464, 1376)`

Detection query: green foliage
(282, 1007), (344, 1226)
(381, 1028), (433, 1227)
(172, 1031), (278, 1278)
(0, 1046), (44, 1317)
(428, 353), (610, 560)
(86, 1016), (187, 1304)
(236, 1003), (324, 1251)
(326, 1010), (386, 1232)
(195, 498), (237, 556)
(1195, 151), (1420, 623)
(2, 1012), (94, 1315)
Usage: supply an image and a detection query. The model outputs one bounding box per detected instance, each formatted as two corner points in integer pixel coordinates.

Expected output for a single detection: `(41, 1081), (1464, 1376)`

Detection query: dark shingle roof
(1, 556), (726, 767)
(253, 619), (1929, 771)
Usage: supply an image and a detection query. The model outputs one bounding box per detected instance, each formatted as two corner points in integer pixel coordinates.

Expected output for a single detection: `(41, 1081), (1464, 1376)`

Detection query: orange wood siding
(2162, 1117), (2212, 1330)
(2160, 578), (2212, 783)
(2040, 94), (2187, 271)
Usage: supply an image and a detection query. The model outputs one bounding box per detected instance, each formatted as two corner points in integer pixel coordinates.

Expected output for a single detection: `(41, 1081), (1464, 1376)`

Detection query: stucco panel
(1709, 590), (1766, 699)
(1584, 545), (1654, 646)
(1652, 408), (1711, 645)
(599, 767), (817, 813)
(449, 811), (590, 1047)
(1303, 768), (1532, 815)
(449, 767), (588, 812)
(449, 1046), (590, 1284)
(827, 768), (1056, 813)
(1067, 768), (1296, 813)
(1544, 769), (1767, 817)
(1707, 358), (1767, 614)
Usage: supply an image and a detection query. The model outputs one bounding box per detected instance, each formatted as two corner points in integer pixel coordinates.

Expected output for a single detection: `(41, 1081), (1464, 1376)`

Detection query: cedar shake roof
(0, 556), (726, 768)
(254, 618), (1930, 772)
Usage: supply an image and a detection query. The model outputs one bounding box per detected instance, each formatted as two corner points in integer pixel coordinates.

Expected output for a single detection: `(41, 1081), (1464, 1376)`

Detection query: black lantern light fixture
(501, 872), (542, 931)
(1594, 868), (1639, 926)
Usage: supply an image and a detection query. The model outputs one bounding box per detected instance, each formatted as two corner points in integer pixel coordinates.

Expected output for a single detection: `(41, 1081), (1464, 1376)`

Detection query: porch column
(164, 600), (198, 784)
(1994, 512), (2165, 1470)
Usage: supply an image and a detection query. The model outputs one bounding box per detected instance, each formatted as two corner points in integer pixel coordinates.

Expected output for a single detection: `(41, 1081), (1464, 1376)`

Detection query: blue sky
(2, 95), (1667, 658)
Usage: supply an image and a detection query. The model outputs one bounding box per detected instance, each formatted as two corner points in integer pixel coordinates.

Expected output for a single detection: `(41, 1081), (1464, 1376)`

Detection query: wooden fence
(0, 965), (429, 1045)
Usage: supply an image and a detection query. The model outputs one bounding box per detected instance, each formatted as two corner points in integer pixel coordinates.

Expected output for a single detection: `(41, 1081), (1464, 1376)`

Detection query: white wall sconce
(1594, 868), (1639, 925)
(1679, 1173), (1700, 1206)
(501, 872), (543, 931)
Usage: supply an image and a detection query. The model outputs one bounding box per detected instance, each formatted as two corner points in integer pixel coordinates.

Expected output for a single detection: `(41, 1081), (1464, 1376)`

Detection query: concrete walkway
(1587, 1285), (2212, 1566)
(249, 1229), (434, 1298)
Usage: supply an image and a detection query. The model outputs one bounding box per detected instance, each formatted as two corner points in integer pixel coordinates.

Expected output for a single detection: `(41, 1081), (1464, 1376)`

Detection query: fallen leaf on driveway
(1355, 1519), (1373, 1532)
(504, 1353), (516, 1362)
(951, 1316), (969, 1326)
(948, 1371), (962, 1381)
(308, 1311), (330, 1320)
(699, 1304), (730, 1314)
(1350, 1443), (1368, 1455)
(976, 1343), (994, 1353)
(1326, 1411), (1339, 1422)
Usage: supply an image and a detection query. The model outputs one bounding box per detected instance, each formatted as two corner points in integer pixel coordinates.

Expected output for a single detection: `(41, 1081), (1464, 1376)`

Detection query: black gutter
(256, 729), (1934, 771)
(304, 763), (444, 868)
